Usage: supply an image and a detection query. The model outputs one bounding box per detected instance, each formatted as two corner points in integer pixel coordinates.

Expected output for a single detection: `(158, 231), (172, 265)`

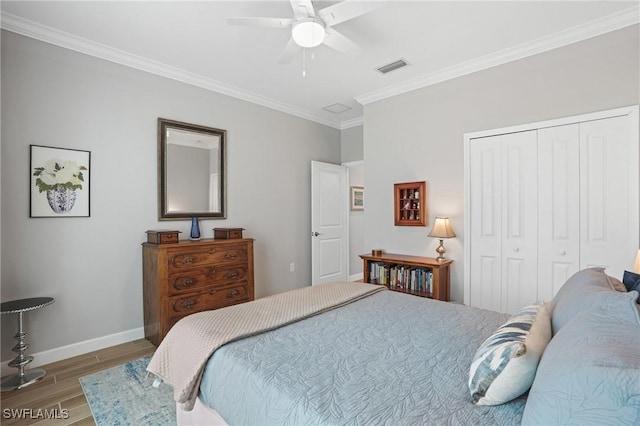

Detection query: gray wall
(1, 31), (340, 361)
(347, 163), (364, 277)
(364, 25), (640, 303)
(341, 125), (363, 163)
(342, 126), (365, 278)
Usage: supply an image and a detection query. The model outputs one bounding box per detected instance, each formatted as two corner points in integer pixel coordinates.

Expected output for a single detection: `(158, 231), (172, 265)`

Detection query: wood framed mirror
(158, 118), (226, 220)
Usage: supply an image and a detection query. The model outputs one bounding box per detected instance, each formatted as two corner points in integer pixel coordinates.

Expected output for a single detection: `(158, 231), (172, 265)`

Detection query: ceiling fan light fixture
(292, 18), (325, 48)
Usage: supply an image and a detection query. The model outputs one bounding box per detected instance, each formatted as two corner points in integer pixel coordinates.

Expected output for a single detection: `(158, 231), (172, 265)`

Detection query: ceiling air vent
(376, 59), (409, 75)
(322, 103), (352, 114)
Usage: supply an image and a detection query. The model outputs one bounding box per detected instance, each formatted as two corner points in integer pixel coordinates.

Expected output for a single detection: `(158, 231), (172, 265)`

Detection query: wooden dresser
(142, 238), (254, 345)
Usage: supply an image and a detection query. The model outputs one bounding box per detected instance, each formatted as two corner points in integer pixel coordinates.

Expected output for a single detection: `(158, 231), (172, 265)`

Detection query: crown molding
(0, 12), (344, 130)
(356, 5), (640, 105)
(3, 6), (637, 127)
(339, 117), (364, 129)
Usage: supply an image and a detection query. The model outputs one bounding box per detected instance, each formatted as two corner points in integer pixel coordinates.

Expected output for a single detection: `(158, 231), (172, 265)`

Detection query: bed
(147, 269), (640, 425)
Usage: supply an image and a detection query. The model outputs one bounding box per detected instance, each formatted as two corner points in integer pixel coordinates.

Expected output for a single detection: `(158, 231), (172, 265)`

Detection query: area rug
(79, 355), (176, 425)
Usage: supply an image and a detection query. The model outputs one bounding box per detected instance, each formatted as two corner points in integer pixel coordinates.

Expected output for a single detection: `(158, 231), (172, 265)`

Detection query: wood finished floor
(0, 339), (155, 426)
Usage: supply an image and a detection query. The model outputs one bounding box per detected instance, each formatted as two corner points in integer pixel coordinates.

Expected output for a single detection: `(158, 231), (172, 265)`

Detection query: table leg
(1, 311), (47, 391)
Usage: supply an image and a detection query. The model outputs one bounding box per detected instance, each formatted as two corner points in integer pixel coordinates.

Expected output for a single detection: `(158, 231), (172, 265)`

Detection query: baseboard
(348, 272), (364, 281)
(1, 327), (145, 376)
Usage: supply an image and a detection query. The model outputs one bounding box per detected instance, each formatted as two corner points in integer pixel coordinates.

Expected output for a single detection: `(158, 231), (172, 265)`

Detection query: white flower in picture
(33, 159), (87, 193)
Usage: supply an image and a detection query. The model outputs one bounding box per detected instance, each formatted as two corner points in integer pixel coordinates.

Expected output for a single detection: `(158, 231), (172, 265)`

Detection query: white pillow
(468, 303), (552, 405)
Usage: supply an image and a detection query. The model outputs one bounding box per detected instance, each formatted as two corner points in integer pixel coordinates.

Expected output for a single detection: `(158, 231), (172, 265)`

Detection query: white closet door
(469, 136), (502, 312)
(579, 116), (636, 278)
(465, 106), (638, 312)
(537, 125), (580, 300)
(501, 131), (538, 313)
(469, 131), (538, 313)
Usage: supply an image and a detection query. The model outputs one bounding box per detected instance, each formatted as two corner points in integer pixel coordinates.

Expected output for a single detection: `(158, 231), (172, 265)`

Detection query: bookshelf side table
(360, 253), (452, 301)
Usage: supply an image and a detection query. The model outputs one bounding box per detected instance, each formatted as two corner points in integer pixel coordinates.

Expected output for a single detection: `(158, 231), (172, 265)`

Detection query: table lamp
(428, 217), (456, 261)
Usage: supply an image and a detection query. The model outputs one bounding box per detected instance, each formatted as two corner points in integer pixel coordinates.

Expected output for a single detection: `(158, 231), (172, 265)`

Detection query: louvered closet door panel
(579, 116), (635, 278)
(501, 131), (538, 314)
(537, 125), (580, 301)
(469, 136), (502, 312)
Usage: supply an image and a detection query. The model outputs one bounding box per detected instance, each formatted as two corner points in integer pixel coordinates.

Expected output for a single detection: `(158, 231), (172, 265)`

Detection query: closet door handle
(513, 247), (519, 252)
(559, 250), (566, 256)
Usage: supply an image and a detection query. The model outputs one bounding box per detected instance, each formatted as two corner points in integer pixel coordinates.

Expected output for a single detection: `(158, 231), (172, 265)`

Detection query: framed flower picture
(30, 145), (91, 218)
(351, 186), (364, 211)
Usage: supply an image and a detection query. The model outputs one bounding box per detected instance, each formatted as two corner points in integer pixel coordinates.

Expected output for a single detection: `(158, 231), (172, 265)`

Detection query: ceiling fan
(227, 0), (386, 64)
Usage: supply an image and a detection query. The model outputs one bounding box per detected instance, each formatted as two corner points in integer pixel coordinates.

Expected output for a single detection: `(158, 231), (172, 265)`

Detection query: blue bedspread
(198, 289), (525, 425)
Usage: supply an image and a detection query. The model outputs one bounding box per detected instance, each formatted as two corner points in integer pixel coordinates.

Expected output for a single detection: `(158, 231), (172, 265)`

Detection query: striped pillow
(468, 303), (552, 405)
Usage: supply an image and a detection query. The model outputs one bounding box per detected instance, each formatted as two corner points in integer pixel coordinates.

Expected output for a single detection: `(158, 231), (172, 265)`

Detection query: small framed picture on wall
(351, 186), (364, 211)
(30, 145), (91, 218)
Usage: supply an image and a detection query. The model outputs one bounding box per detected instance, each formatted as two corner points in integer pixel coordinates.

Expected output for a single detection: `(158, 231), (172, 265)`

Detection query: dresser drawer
(168, 284), (249, 318)
(168, 264), (249, 295)
(168, 244), (249, 270)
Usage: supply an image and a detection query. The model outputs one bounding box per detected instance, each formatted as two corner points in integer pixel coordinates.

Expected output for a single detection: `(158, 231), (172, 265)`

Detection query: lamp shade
(428, 217), (456, 239)
(634, 249), (640, 273)
(292, 18), (325, 48)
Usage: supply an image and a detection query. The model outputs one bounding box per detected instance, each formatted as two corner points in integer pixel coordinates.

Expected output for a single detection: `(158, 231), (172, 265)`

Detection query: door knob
(312, 232), (320, 237)
(513, 247), (519, 252)
(559, 250), (566, 256)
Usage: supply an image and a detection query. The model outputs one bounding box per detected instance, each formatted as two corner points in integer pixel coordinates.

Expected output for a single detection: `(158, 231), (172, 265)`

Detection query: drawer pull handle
(180, 279), (196, 287)
(204, 267), (216, 276)
(209, 289), (217, 295)
(181, 300), (196, 308)
(225, 252), (238, 259)
(182, 256), (196, 264)
(227, 271), (239, 279)
(227, 289), (240, 298)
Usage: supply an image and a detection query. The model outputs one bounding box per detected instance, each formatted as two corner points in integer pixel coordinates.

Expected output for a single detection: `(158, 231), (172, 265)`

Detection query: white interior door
(311, 161), (348, 285)
(469, 135), (503, 312)
(501, 130), (538, 314)
(537, 124), (580, 300)
(579, 116), (637, 278)
(469, 131), (538, 314)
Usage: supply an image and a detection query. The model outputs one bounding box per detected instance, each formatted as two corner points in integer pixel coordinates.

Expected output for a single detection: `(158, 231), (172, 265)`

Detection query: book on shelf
(369, 262), (433, 294)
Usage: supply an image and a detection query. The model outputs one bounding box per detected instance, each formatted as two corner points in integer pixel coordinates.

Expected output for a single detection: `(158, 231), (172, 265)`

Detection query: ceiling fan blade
(227, 17), (293, 28)
(290, 0), (316, 18)
(278, 38), (302, 64)
(323, 27), (362, 55)
(318, 0), (386, 27)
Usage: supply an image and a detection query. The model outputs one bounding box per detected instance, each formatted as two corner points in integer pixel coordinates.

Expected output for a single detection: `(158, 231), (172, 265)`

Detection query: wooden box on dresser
(142, 238), (254, 345)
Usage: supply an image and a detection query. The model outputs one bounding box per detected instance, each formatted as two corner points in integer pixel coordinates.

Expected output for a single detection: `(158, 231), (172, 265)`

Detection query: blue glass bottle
(190, 217), (201, 240)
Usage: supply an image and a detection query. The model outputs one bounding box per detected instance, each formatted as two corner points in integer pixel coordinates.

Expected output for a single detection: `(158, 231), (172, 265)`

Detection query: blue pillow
(522, 291), (640, 425)
(549, 268), (625, 334)
(622, 270), (640, 293)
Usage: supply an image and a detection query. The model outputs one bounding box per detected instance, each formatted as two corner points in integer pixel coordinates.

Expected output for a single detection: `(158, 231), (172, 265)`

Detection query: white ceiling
(2, 1), (638, 129)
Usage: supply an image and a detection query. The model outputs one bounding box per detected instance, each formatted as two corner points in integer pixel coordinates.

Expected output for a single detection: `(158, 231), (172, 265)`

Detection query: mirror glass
(158, 118), (226, 220)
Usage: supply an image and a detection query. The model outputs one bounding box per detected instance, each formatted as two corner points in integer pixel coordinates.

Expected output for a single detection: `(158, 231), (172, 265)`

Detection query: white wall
(1, 31), (340, 363)
(364, 25), (640, 303)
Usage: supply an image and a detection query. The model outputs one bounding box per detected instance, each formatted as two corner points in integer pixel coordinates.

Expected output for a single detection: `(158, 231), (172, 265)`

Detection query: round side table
(1, 297), (54, 391)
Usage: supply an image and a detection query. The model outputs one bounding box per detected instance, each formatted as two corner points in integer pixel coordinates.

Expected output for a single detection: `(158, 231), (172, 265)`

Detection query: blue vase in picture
(190, 217), (201, 240)
(46, 188), (77, 213)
